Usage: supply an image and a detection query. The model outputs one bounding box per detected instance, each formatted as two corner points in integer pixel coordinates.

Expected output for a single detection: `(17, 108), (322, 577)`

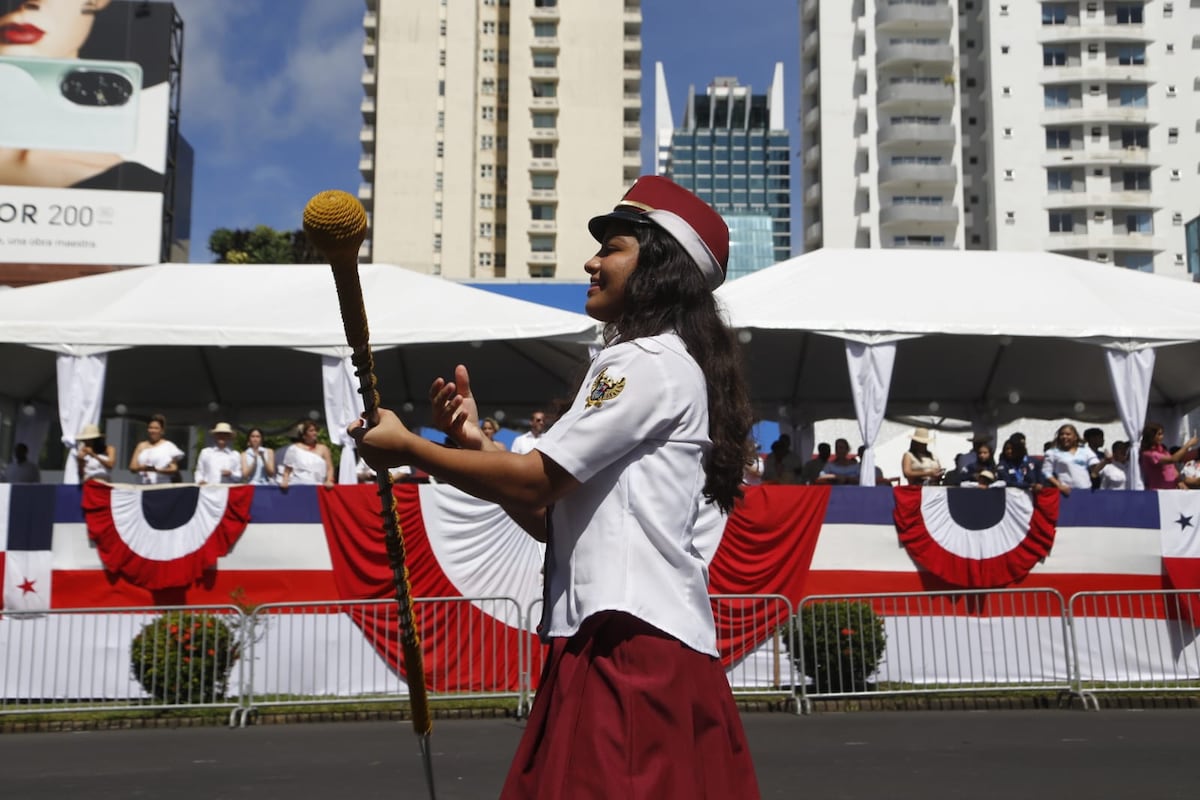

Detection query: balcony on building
(803, 68), (820, 93)
(804, 142), (821, 163)
(623, 61), (642, 80)
(529, 157), (558, 172)
(358, 154), (374, 176)
(802, 0), (818, 22)
(529, 220), (557, 234)
(803, 28), (819, 55)
(876, 1), (954, 33)
(531, 4), (560, 22)
(529, 188), (557, 201)
(361, 97), (376, 123)
(528, 251), (557, 265)
(364, 0), (376, 9)
(1038, 19), (1150, 45)
(804, 182), (821, 204)
(363, 10), (377, 29)
(875, 42), (954, 69)
(357, 183), (373, 202)
(877, 122), (956, 148)
(530, 127), (559, 141)
(803, 106), (820, 130)
(879, 203), (959, 227)
(876, 81), (955, 110)
(361, 68), (376, 94)
(623, 2), (642, 24)
(363, 39), (376, 67)
(532, 35), (560, 51)
(359, 126), (375, 145)
(804, 221), (822, 244)
(623, 150), (641, 168)
(878, 162), (957, 187)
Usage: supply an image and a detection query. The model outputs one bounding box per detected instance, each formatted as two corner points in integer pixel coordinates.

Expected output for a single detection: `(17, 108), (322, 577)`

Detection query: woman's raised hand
(429, 364), (490, 451)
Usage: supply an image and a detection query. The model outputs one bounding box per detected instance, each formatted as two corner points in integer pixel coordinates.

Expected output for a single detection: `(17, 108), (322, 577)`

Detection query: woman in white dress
(128, 414), (184, 484)
(280, 421), (335, 489)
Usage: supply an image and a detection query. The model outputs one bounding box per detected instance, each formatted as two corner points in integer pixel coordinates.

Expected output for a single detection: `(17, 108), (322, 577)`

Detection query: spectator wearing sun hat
(901, 427), (944, 486)
(74, 423), (115, 483)
(195, 422), (242, 485)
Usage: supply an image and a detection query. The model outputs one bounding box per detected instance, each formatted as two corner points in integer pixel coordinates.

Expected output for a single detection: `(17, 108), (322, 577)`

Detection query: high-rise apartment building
(801, 0), (1200, 278)
(655, 64), (791, 279)
(359, 0), (642, 279)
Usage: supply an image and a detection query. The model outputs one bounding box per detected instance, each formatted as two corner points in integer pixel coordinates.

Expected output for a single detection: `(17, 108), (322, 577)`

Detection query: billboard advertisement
(0, 0), (175, 266)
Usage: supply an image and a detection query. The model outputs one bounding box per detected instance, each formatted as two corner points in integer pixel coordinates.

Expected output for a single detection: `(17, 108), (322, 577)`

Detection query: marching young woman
(351, 176), (759, 799)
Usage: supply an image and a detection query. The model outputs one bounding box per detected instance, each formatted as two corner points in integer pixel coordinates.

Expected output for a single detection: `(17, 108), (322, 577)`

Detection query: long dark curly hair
(600, 223), (753, 513)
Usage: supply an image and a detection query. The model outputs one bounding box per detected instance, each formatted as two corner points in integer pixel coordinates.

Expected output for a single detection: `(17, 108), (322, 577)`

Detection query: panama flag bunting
(0, 484), (56, 613)
(1158, 489), (1200, 625)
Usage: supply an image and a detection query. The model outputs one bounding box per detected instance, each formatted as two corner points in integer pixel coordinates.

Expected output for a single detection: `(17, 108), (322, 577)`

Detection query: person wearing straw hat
(195, 422), (242, 485)
(352, 175), (760, 799)
(74, 423), (114, 483)
(901, 427), (944, 486)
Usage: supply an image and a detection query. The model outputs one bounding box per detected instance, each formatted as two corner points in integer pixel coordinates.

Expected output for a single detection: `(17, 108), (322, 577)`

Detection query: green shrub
(130, 611), (241, 704)
(791, 600), (887, 693)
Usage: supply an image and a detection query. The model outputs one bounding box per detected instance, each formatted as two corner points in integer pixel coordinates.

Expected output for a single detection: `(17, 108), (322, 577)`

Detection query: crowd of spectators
(750, 421), (1200, 493)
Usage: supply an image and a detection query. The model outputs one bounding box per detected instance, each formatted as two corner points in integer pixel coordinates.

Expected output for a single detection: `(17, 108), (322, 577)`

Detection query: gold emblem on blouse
(585, 368), (626, 408)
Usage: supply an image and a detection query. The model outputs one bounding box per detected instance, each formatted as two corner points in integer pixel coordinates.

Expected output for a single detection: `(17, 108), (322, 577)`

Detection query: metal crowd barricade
(519, 595), (798, 716)
(796, 589), (1073, 713)
(0, 604), (247, 724)
(1069, 589), (1200, 709)
(240, 596), (525, 724)
(519, 599), (544, 718)
(711, 594), (799, 713)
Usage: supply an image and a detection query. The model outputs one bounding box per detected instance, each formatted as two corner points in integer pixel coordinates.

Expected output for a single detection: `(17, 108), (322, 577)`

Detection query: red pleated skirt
(500, 611), (760, 800)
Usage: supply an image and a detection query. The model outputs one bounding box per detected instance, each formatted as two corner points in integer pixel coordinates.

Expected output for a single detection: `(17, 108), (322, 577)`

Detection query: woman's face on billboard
(0, 0), (111, 59)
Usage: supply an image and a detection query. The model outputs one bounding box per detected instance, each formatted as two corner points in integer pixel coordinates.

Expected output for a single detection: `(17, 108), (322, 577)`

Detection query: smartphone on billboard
(0, 55), (141, 154)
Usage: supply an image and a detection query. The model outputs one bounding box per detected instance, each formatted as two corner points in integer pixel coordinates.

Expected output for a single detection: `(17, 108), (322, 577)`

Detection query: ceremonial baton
(302, 190), (436, 800)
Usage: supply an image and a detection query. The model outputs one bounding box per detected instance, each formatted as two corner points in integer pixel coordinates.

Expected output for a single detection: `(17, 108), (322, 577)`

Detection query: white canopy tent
(716, 248), (1200, 488)
(0, 263), (601, 483)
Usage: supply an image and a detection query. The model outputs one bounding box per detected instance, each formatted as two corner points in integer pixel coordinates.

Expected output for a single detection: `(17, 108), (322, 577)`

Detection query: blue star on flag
(1176, 513), (1194, 531)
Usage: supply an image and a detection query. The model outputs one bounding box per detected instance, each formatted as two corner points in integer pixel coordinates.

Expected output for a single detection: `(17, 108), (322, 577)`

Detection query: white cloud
(170, 0), (363, 162)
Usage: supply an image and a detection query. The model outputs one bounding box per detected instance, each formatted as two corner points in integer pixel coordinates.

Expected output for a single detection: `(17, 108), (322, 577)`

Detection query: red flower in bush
(840, 627), (855, 636)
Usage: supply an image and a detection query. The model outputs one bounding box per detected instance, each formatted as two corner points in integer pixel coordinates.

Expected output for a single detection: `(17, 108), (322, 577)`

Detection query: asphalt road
(1, 710), (1195, 799)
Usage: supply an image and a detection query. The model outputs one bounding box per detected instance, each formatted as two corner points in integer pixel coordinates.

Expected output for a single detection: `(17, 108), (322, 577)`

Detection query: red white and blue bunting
(893, 486), (1060, 588)
(82, 482), (253, 590)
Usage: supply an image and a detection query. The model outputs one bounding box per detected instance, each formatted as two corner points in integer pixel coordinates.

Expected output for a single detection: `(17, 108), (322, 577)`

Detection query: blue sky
(173, 0), (801, 262)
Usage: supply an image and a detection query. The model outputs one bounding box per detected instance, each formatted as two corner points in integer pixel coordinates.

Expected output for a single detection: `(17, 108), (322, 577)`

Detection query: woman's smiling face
(584, 225), (639, 324)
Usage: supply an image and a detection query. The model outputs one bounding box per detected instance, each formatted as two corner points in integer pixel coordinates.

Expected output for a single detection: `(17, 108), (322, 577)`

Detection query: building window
(480, 135), (494, 150)
(530, 204), (555, 221)
(478, 252), (493, 269)
(434, 202), (442, 220)
(533, 21), (557, 37)
(1117, 45), (1145, 65)
(1166, 43), (1174, 54)
(435, 173), (443, 191)
(532, 112), (556, 129)
(479, 222), (493, 237)
(1171, 169), (1182, 180)
(434, 234), (442, 252)
(1173, 212), (1184, 225)
(436, 141), (444, 157)
(480, 164), (494, 179)
(1044, 86), (1071, 108)
(530, 235), (555, 252)
(1004, 169), (1014, 180)
(1118, 85), (1148, 107)
(1045, 128), (1072, 149)
(1123, 170), (1151, 190)
(532, 81), (556, 98)
(1164, 2), (1174, 16)
(1003, 127), (1013, 137)
(1126, 212), (1153, 234)
(1002, 87), (1011, 96)
(1047, 169), (1073, 191)
(1042, 4), (1068, 24)
(1049, 212), (1074, 232)
(533, 52), (557, 68)
(482, 106), (495, 121)
(481, 78), (495, 94)
(1000, 45), (1010, 55)
(1043, 46), (1067, 66)
(1168, 127), (1179, 143)
(1115, 3), (1144, 24)
(1121, 128), (1149, 149)
(482, 20), (496, 35)
(1167, 85), (1177, 97)
(480, 194), (493, 209)
(440, 20), (446, 35)
(531, 173), (556, 190)
(482, 49), (496, 63)
(531, 142), (555, 158)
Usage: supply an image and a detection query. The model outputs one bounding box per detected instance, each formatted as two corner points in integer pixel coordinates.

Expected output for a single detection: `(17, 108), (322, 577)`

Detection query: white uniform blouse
(534, 332), (720, 657)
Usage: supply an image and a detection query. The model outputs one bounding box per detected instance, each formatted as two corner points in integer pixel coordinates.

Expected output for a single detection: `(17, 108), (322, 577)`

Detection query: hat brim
(911, 435), (932, 444)
(588, 209), (652, 243)
(77, 433), (101, 440)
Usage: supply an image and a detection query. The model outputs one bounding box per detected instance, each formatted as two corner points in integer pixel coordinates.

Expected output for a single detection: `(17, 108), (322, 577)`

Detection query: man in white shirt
(510, 410), (548, 455)
(2, 443), (40, 483)
(195, 422), (242, 485)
